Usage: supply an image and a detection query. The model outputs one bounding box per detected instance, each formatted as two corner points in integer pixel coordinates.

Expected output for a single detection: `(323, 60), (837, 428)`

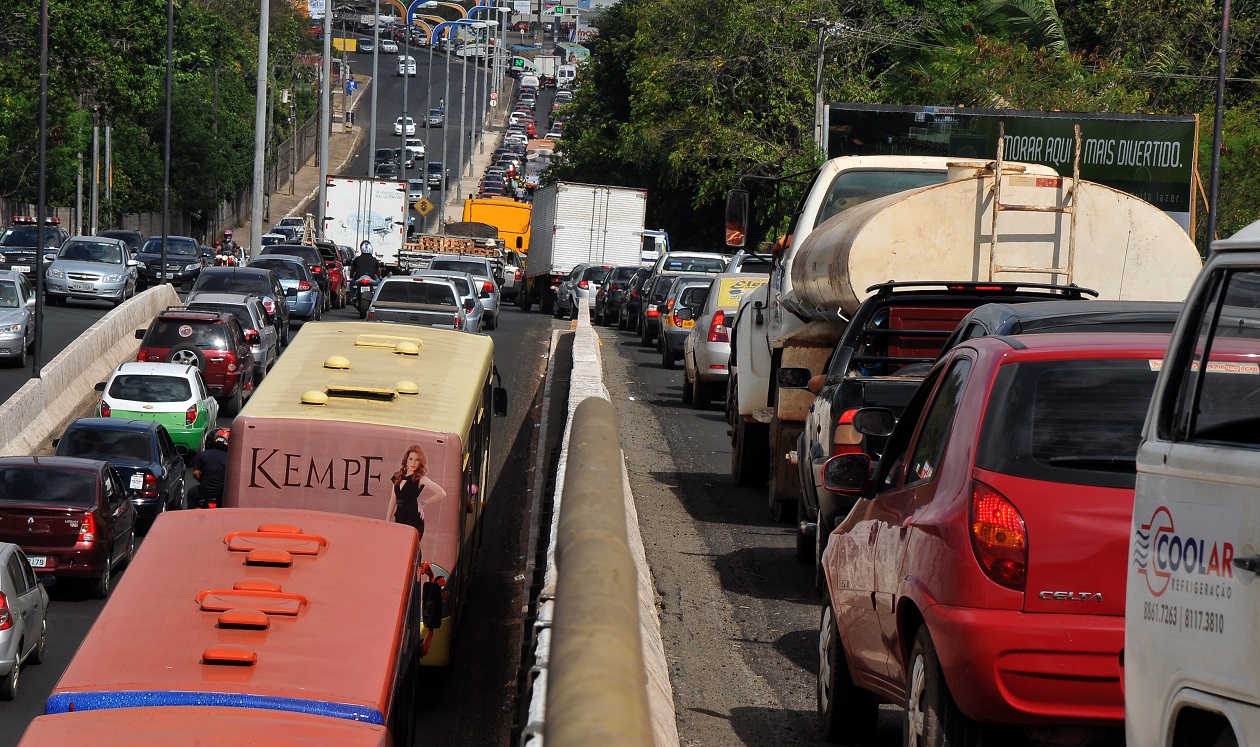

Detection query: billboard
(827, 103), (1198, 233)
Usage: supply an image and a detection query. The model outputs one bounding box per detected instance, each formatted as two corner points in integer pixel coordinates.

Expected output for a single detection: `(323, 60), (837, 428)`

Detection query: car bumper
(128, 494), (165, 521)
(140, 266), (200, 284)
(692, 340), (731, 383)
(663, 326), (691, 353)
(27, 545), (110, 580)
(45, 279), (126, 299)
(924, 604), (1125, 726)
(0, 330), (27, 358)
(285, 294), (319, 318)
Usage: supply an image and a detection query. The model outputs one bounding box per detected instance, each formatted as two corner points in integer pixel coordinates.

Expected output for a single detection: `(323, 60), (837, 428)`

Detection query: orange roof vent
(202, 644), (257, 666)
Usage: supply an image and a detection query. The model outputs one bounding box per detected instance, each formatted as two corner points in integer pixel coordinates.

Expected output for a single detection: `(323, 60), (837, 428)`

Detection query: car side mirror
(852, 407), (896, 437)
(244, 329), (260, 344)
(94, 381), (106, 392)
(776, 367), (812, 389)
(493, 386), (508, 416)
(176, 445), (189, 456)
(463, 298), (476, 312)
(127, 259), (140, 268)
(822, 454), (872, 494)
(26, 296), (36, 307)
(134, 329), (146, 340)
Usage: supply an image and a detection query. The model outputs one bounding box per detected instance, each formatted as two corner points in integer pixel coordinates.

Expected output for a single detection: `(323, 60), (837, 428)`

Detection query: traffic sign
(414, 197), (435, 216)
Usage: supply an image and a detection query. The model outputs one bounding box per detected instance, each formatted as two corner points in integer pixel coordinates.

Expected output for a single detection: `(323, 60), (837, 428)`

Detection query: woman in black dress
(391, 445), (447, 540)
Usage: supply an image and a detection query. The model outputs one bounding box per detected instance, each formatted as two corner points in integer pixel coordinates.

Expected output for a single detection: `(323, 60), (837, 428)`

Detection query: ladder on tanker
(987, 122), (1082, 286)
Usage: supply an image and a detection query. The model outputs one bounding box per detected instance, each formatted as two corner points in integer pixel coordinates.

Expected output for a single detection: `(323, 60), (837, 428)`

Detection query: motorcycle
(214, 250), (240, 267)
(352, 275), (379, 319)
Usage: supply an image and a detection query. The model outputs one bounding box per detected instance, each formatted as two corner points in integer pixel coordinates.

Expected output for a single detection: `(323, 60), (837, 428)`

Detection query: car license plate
(70, 282), (93, 292)
(129, 473), (144, 490)
(681, 320), (695, 329)
(27, 556), (46, 568)
(11, 265), (29, 273)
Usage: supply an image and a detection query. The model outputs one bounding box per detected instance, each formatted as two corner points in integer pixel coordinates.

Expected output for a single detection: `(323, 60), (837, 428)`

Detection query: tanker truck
(725, 154), (1203, 523)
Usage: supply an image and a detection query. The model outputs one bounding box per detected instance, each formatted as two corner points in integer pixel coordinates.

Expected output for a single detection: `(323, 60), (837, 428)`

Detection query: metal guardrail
(544, 397), (653, 747)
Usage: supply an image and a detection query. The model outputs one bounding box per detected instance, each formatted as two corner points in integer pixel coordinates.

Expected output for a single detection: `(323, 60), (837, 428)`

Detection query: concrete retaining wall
(0, 285), (182, 456)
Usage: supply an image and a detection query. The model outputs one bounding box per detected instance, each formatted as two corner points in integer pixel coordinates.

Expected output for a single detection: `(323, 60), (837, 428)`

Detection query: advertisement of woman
(391, 444), (447, 541)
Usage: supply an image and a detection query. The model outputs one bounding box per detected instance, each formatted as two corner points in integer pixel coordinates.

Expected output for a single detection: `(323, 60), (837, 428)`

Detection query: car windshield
(976, 359), (1159, 490)
(59, 241), (123, 264)
(58, 429), (152, 462)
(249, 259), (302, 280)
(430, 259), (488, 277)
(0, 468), (96, 506)
(376, 280), (458, 305)
(0, 227), (58, 247)
(144, 319), (229, 351)
(0, 281), (18, 308)
(661, 256), (725, 273)
(139, 237), (199, 256)
(107, 374), (193, 403)
(193, 272), (270, 295)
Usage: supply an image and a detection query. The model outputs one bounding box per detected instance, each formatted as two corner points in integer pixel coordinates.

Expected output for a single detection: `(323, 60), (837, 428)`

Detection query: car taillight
(262, 298), (275, 314)
(609, 283), (619, 291)
(368, 309), (376, 320)
(143, 473), (159, 498)
(0, 592), (11, 631)
(578, 280), (588, 289)
(297, 280), (312, 291)
(482, 281), (494, 294)
(513, 267), (521, 280)
(708, 309), (728, 343)
(224, 352), (237, 372)
(79, 512), (97, 543)
(311, 265), (324, 274)
(454, 315), (463, 330)
(630, 289), (640, 299)
(970, 482), (1027, 591)
(647, 306), (660, 318)
(186, 403), (198, 426)
(673, 313), (686, 328)
(100, 400), (111, 418)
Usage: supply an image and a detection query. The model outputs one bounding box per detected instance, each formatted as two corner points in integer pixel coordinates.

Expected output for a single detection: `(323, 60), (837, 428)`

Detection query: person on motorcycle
(221, 229), (242, 260)
(350, 241), (383, 282)
(189, 427), (230, 509)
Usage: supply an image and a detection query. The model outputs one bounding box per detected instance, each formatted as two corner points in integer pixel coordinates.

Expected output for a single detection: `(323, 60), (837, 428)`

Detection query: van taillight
(297, 280), (312, 291)
(0, 592), (11, 631)
(100, 401), (111, 418)
(970, 482), (1027, 591)
(79, 512), (97, 543)
(186, 404), (197, 426)
(143, 473), (160, 498)
(708, 309), (728, 343)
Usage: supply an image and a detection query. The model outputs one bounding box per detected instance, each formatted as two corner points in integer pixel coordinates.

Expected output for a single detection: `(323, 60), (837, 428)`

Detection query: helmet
(361, 241), (374, 255)
(211, 427), (230, 449)
(224, 229), (234, 238)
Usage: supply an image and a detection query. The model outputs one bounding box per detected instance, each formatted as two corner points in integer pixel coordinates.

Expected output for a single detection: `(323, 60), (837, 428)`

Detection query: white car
(0, 542), (50, 700)
(397, 54), (416, 76)
(95, 361), (219, 462)
(504, 132), (528, 147)
(380, 39), (399, 54)
(405, 137), (425, 163)
(394, 117), (416, 136)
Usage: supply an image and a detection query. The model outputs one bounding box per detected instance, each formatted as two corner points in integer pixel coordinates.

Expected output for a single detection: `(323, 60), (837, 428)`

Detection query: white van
(1126, 221), (1260, 747)
(519, 73), (540, 90)
(556, 64), (576, 89)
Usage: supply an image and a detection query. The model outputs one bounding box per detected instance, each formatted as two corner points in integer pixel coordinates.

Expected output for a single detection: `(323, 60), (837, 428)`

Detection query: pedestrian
(439, 97), (445, 114)
(391, 444), (447, 541)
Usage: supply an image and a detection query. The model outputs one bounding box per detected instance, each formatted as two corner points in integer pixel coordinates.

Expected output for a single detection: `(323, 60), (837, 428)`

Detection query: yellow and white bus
(222, 321), (507, 666)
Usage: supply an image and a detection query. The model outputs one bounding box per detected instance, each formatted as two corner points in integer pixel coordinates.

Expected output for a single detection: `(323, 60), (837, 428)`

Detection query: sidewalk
(230, 76), (374, 247)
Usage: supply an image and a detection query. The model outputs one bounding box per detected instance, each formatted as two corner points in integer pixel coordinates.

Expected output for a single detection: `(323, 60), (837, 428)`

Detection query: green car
(95, 362), (220, 461)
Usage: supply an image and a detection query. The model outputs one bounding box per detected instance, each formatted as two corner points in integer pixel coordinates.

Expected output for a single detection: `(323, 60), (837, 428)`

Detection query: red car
(0, 457), (138, 599)
(817, 332), (1191, 744)
(314, 239), (348, 309)
(134, 309), (257, 415)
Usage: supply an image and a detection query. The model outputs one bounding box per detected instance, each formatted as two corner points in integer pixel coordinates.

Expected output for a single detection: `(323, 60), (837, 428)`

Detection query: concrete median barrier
(0, 284), (181, 456)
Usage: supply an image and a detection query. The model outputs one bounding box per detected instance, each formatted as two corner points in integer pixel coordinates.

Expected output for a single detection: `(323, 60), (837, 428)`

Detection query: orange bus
(33, 508), (421, 746)
(222, 321), (506, 666)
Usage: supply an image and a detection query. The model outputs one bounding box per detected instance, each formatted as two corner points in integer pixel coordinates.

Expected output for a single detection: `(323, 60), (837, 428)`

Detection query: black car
(620, 268), (651, 330)
(98, 230), (145, 256)
(0, 218), (67, 282)
(136, 236), (204, 288)
(427, 161), (449, 190)
(186, 266), (292, 346)
(593, 265), (640, 327)
(54, 418), (188, 526)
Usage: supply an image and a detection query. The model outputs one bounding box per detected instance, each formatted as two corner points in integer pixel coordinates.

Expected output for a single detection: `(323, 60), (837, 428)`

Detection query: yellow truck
(462, 197), (531, 255)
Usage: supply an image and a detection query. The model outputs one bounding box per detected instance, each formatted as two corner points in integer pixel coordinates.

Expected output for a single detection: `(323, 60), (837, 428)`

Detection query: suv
(258, 244), (331, 310)
(134, 309), (257, 415)
(786, 282), (1096, 586)
(0, 217), (67, 282)
(187, 266), (291, 345)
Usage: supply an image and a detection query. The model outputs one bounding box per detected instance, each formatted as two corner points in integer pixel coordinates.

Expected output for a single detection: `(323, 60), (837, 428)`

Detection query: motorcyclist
(350, 241), (383, 281)
(189, 427), (230, 509)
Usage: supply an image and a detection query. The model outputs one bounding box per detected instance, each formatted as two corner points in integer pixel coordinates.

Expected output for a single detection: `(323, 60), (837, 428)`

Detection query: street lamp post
(318, 0), (333, 238)
(368, 0), (381, 175)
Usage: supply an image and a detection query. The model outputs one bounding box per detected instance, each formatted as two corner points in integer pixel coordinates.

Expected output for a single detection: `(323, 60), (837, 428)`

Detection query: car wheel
(617, 311), (628, 330)
(695, 378), (713, 410)
(796, 490), (814, 564)
(125, 529), (137, 566)
(45, 294), (59, 306)
(905, 627), (980, 747)
(13, 341), (26, 369)
(91, 556), (113, 599)
(0, 658), (17, 701)
(639, 322), (652, 347)
(30, 620), (46, 665)
(594, 306), (603, 326)
(224, 385), (244, 417)
(815, 512), (829, 595)
(818, 605), (877, 744)
(486, 313), (497, 331)
(166, 344), (207, 371)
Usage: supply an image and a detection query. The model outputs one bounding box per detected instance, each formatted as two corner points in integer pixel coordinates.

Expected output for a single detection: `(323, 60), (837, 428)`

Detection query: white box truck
(520, 181), (646, 313)
(322, 176), (409, 272)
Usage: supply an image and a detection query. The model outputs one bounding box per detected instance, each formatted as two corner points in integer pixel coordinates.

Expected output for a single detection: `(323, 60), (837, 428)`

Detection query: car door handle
(1233, 555), (1260, 574)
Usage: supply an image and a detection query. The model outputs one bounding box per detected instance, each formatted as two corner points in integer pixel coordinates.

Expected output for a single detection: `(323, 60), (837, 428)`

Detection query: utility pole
(75, 153), (83, 236)
(249, 0), (270, 258)
(161, 0), (172, 277)
(368, 0), (381, 173)
(90, 117), (99, 235)
(33, 0), (49, 378)
(104, 123), (111, 228)
(813, 23), (826, 154)
(318, 0), (333, 236)
(1207, 0), (1232, 247)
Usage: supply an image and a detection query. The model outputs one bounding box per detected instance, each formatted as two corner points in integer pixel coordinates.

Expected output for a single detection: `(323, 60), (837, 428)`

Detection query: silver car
(45, 236), (139, 307)
(683, 273), (768, 409)
(0, 541), (51, 700)
(426, 255), (501, 329)
(247, 255), (322, 322)
(184, 293), (281, 383)
(411, 269), (486, 333)
(0, 270), (36, 368)
(555, 263), (612, 320)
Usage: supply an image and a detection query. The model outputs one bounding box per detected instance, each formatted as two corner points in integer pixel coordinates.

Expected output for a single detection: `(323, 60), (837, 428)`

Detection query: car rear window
(248, 259), (302, 280)
(262, 246), (319, 264)
(144, 319), (228, 350)
(108, 375), (192, 403)
(140, 238), (199, 257)
(58, 429), (152, 462)
(976, 359), (1158, 489)
(377, 280), (458, 306)
(661, 256), (725, 273)
(186, 303), (257, 332)
(0, 468), (96, 507)
(582, 267), (612, 283)
(649, 277), (677, 302)
(194, 272), (270, 295)
(430, 259), (488, 278)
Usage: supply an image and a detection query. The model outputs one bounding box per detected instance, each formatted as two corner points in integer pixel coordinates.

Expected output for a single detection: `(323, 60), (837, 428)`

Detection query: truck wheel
(769, 423), (803, 523)
(519, 294), (533, 312)
(732, 419), (769, 487)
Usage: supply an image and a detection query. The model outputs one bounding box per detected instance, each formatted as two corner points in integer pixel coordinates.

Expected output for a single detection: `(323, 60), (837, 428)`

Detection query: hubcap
(906, 652), (927, 743)
(819, 607), (834, 713)
(171, 350), (198, 366)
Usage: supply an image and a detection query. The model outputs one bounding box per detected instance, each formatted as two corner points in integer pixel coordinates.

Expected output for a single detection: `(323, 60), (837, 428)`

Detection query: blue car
(53, 418), (188, 525)
(247, 255), (323, 322)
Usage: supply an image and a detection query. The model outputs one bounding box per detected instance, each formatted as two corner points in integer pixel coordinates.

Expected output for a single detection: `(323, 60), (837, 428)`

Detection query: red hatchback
(0, 457), (138, 599)
(817, 333), (1191, 745)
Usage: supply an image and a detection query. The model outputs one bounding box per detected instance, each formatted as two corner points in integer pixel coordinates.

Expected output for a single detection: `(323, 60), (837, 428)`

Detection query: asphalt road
(0, 299), (568, 746)
(0, 299), (112, 403)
